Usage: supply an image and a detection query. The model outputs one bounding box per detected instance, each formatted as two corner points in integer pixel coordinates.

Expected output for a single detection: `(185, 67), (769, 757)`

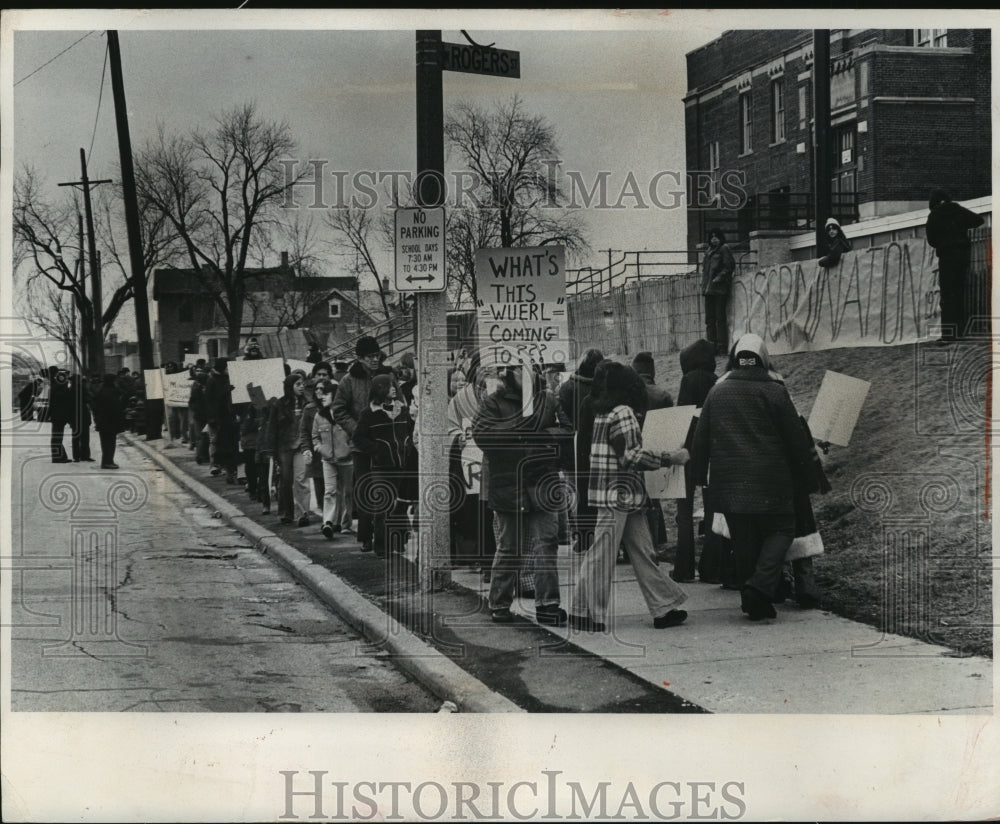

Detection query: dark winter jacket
(48, 373), (74, 426)
(558, 373), (592, 428)
(205, 368), (234, 428)
(818, 219), (852, 268)
(188, 374), (209, 423)
(638, 374), (673, 411)
(91, 379), (126, 434)
(677, 339), (718, 409)
(265, 373), (308, 454)
(299, 400), (323, 477)
(926, 199), (984, 256)
(471, 383), (567, 513)
(701, 242), (736, 295)
(331, 359), (375, 444)
(353, 403), (414, 472)
(691, 368), (814, 514)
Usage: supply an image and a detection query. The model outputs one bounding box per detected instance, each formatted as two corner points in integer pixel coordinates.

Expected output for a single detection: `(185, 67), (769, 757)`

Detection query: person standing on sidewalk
(205, 358), (238, 483)
(569, 360), (690, 633)
(352, 374), (414, 558)
(630, 351), (673, 559)
(48, 366), (74, 463)
(312, 379), (353, 540)
(266, 372), (312, 527)
(91, 374), (126, 469)
(671, 339), (720, 583)
(691, 333), (816, 621)
(69, 373), (94, 462)
(188, 368), (210, 465)
(925, 188), (985, 342)
(332, 336), (383, 552)
(472, 364), (571, 626)
(701, 228), (736, 356)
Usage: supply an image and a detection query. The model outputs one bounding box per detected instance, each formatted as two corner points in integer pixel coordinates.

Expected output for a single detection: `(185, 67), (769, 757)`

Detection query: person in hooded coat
(91, 373), (126, 469)
(205, 358), (238, 483)
(691, 333), (817, 621)
(671, 339), (722, 583)
(817, 217), (852, 268)
(925, 188), (985, 342)
(331, 335), (383, 551)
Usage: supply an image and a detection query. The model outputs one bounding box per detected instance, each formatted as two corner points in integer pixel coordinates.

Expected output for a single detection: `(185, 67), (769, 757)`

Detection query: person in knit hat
(691, 333), (816, 621)
(630, 352), (673, 414)
(331, 335), (385, 550)
(817, 217), (852, 269)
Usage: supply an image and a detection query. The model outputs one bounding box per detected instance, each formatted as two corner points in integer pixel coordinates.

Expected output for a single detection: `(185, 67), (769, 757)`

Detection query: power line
(14, 31), (98, 87)
(88, 41), (110, 160)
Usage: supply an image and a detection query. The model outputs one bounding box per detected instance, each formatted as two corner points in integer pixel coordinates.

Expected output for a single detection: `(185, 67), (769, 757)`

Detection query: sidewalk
(130, 433), (993, 715)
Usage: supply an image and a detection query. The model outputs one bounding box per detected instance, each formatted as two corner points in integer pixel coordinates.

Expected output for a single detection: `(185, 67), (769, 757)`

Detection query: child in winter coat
(352, 374), (415, 558)
(312, 379), (354, 540)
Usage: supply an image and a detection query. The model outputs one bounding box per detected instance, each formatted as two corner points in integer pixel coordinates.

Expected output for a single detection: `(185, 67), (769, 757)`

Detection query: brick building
(152, 254), (374, 363)
(684, 28), (991, 251)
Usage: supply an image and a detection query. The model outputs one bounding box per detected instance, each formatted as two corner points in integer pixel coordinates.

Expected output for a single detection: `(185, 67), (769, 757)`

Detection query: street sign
(440, 41), (520, 78)
(394, 206), (446, 293)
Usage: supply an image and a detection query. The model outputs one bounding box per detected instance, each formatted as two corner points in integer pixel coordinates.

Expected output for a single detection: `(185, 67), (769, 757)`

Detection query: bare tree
(135, 103), (303, 354)
(444, 94), (589, 306)
(13, 167), (141, 371)
(17, 265), (85, 370)
(324, 206), (394, 322)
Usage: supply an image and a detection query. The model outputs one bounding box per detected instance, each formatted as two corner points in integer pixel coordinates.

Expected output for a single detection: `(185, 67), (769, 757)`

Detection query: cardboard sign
(459, 417), (482, 495)
(227, 358), (285, 404)
(475, 246), (569, 371)
(162, 371), (193, 407)
(642, 405), (697, 499)
(807, 370), (870, 446)
(143, 368), (164, 400)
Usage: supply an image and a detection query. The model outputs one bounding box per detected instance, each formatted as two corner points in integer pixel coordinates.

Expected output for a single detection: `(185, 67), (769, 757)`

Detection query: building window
(739, 92), (753, 154)
(770, 79), (785, 143)
(708, 141), (720, 203)
(798, 85), (808, 130)
(915, 29), (947, 48)
(178, 299), (193, 323)
(328, 300), (341, 318)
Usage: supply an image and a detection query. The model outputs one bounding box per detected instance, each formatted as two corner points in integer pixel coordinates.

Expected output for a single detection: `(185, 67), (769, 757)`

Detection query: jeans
(938, 247), (971, 340)
(208, 421), (237, 474)
(489, 508), (561, 611)
(571, 506), (687, 624)
(168, 405), (189, 441)
(726, 512), (796, 601)
(704, 293), (729, 352)
(278, 449), (311, 520)
(320, 460), (354, 528)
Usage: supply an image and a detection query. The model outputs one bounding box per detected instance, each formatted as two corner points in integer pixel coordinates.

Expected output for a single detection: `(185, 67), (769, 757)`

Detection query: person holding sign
(568, 361), (690, 633)
(472, 364), (571, 626)
(691, 334), (817, 621)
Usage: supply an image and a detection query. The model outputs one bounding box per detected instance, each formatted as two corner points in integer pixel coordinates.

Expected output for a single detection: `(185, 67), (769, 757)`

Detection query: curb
(123, 434), (523, 714)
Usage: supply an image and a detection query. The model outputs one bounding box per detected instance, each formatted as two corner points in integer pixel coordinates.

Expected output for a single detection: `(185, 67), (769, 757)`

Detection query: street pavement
(7, 440), (442, 712)
(129, 431), (993, 715)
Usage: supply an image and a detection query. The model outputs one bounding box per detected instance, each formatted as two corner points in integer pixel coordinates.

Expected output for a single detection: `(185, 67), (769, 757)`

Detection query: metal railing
(324, 313), (415, 363)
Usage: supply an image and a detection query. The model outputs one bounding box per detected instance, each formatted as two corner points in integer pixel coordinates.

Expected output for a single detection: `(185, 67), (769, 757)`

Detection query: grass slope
(645, 340), (992, 658)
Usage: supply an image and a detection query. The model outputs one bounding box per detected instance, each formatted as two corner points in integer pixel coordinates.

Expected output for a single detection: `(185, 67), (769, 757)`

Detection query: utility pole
(813, 30), (832, 253)
(414, 29), (451, 594)
(59, 151), (111, 375)
(107, 29), (162, 440)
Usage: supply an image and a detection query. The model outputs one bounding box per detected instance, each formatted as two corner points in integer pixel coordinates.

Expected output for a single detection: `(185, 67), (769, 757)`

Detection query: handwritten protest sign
(807, 370), (870, 446)
(642, 405), (697, 499)
(143, 368), (164, 400)
(227, 358), (285, 404)
(162, 372), (193, 407)
(460, 417), (482, 495)
(475, 246), (569, 371)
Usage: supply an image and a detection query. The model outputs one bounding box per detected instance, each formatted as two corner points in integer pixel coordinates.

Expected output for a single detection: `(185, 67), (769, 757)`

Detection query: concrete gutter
(124, 434), (523, 714)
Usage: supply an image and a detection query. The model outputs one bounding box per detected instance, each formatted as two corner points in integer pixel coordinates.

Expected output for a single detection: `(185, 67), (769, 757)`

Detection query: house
(152, 252), (384, 362)
(684, 28), (991, 253)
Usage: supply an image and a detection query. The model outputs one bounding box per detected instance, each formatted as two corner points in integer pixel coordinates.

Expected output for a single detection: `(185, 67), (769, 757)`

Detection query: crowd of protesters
(21, 325), (831, 633)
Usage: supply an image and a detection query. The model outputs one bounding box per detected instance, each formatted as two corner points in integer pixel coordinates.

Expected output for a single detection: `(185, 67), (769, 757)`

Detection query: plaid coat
(587, 404), (661, 511)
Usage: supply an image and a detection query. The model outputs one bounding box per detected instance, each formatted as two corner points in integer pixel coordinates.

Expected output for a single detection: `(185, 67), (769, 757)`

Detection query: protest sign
(162, 371), (193, 407)
(642, 405), (697, 499)
(143, 368), (164, 400)
(227, 358), (285, 404)
(807, 370), (871, 446)
(459, 417), (482, 495)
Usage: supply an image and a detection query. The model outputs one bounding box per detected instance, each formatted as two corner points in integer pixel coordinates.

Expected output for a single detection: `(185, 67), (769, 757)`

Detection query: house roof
(152, 266), (358, 299)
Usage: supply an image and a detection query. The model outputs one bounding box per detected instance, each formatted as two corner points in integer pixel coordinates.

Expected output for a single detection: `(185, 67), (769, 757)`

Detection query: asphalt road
(8, 440), (441, 713)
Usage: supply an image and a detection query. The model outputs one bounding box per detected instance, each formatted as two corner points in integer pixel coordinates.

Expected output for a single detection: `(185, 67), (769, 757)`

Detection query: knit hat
(398, 352), (415, 370)
(214, 357), (229, 372)
(356, 336), (382, 358)
(825, 217), (841, 230)
(928, 188), (951, 209)
(631, 351), (656, 379)
(732, 333), (770, 370)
